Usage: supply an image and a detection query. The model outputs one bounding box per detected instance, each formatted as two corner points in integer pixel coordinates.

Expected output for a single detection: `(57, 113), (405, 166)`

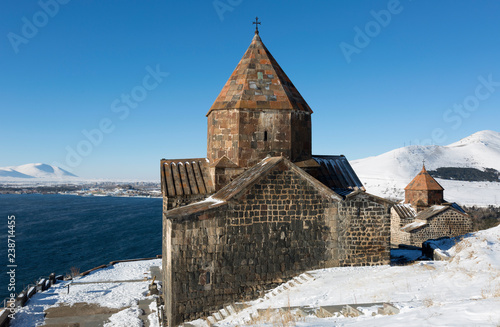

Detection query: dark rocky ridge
(428, 167), (500, 182)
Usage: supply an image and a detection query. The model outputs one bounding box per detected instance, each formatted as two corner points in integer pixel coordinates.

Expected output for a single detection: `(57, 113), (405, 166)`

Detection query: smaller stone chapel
(390, 164), (472, 247)
(161, 24), (392, 325)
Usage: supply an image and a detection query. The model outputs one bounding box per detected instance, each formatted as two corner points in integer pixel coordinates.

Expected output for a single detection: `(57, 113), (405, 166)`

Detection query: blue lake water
(0, 194), (162, 301)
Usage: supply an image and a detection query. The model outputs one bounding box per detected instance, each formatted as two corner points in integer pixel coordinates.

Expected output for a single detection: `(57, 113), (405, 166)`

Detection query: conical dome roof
(405, 165), (444, 191)
(207, 32), (312, 116)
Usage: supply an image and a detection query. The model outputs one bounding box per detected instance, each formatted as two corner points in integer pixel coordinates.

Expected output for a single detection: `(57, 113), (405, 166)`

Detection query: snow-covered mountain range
(351, 130), (500, 206)
(0, 163), (77, 180)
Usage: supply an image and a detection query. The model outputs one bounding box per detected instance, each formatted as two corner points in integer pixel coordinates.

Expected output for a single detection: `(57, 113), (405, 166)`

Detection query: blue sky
(1, 0), (499, 180)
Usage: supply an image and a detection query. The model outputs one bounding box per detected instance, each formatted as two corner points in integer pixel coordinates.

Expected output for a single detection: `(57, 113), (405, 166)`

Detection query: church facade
(390, 165), (472, 247)
(161, 29), (392, 326)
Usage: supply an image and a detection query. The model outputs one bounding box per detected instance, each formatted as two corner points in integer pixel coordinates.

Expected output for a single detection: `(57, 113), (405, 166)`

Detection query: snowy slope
(0, 163), (77, 180)
(351, 130), (500, 206)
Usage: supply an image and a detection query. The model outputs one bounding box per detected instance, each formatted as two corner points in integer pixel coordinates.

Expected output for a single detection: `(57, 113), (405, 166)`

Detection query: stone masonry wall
(207, 109), (312, 169)
(409, 210), (472, 246)
(207, 109), (240, 166)
(163, 164), (391, 325)
(337, 193), (391, 266)
(163, 206), (228, 326)
(390, 210), (401, 246)
(213, 167), (246, 192)
(290, 111), (312, 162)
(238, 110), (292, 168)
(405, 190), (443, 209)
(390, 210), (412, 246)
(164, 166), (338, 325)
(227, 166), (340, 271)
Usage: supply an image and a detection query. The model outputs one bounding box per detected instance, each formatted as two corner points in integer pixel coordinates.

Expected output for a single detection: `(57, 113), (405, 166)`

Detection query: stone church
(390, 165), (472, 247)
(161, 27), (393, 325)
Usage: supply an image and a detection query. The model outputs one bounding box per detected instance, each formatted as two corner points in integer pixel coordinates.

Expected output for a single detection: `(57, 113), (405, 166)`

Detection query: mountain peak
(0, 163), (77, 180)
(447, 130), (500, 148)
(352, 130), (500, 180)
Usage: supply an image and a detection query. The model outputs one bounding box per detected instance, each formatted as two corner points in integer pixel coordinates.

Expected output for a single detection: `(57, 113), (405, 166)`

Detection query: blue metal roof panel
(450, 202), (466, 214)
(311, 155), (364, 190)
(332, 188), (355, 197)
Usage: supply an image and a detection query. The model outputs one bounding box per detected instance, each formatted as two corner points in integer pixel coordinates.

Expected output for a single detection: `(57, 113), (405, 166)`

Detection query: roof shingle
(207, 32), (312, 116)
(405, 165), (444, 191)
(161, 158), (214, 197)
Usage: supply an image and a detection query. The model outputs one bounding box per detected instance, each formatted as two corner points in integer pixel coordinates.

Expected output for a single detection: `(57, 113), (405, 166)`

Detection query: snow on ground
(148, 300), (161, 327)
(201, 225), (500, 326)
(78, 259), (157, 282)
(104, 305), (143, 327)
(10, 258), (161, 327)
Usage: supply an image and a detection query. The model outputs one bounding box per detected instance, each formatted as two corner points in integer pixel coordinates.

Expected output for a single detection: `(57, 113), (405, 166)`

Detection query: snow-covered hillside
(0, 163), (78, 180)
(351, 130), (500, 206)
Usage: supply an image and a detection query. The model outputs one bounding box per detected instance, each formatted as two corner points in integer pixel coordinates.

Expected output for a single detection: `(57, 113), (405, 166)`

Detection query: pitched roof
(401, 219), (427, 232)
(212, 156), (342, 202)
(345, 189), (396, 205)
(405, 165), (444, 191)
(400, 203), (468, 232)
(393, 203), (417, 219)
(212, 155), (238, 168)
(160, 158), (215, 197)
(450, 202), (466, 214)
(166, 156), (342, 218)
(400, 205), (449, 232)
(167, 196), (226, 218)
(303, 155), (365, 192)
(414, 205), (449, 221)
(207, 32), (312, 115)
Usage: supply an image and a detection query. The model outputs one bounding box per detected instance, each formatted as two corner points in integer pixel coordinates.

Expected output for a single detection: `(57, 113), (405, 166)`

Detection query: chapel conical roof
(404, 165), (444, 191)
(207, 32), (313, 115)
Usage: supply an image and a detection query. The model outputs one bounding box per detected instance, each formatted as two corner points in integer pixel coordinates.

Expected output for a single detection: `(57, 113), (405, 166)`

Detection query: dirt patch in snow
(45, 302), (122, 318)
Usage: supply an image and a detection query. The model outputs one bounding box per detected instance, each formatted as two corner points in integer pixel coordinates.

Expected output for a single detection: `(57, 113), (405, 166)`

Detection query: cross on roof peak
(253, 17), (261, 34)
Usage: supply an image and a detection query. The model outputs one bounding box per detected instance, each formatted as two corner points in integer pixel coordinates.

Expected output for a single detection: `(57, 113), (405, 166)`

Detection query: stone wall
(207, 109), (240, 166)
(390, 210), (401, 246)
(337, 193), (391, 266)
(405, 189), (443, 210)
(238, 110), (291, 167)
(207, 109), (311, 169)
(163, 163), (391, 325)
(390, 210), (412, 246)
(408, 209), (472, 246)
(163, 205), (227, 327)
(290, 111), (312, 163)
(212, 167), (246, 192)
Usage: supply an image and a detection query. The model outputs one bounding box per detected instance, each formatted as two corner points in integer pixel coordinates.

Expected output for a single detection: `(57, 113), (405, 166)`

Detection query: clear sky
(1, 0), (499, 180)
